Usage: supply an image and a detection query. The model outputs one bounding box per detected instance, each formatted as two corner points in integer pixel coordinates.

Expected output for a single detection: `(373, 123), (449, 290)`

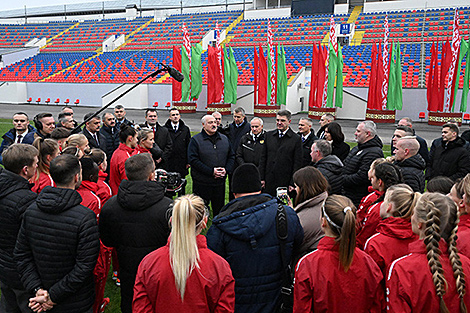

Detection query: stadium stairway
(115, 18), (154, 51)
(40, 22), (81, 50)
(222, 12), (244, 45)
(41, 52), (101, 82)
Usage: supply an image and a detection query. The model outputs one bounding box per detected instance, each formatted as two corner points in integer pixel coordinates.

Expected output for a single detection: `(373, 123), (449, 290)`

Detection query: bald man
(393, 136), (425, 192)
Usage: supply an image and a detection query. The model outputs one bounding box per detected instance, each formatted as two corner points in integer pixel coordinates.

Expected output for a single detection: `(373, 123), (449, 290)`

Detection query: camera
(155, 169), (186, 193)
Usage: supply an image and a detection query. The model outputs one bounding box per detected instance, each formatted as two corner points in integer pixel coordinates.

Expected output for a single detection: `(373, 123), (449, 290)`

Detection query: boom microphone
(160, 63), (184, 82)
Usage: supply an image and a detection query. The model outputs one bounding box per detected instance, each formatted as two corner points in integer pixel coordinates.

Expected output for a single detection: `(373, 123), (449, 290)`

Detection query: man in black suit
(82, 112), (107, 153)
(164, 108), (191, 195)
(298, 117), (317, 167)
(259, 110), (303, 196)
(139, 109), (173, 170)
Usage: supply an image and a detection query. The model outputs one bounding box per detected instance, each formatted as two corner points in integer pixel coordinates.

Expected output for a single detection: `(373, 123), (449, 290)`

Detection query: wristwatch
(34, 286), (43, 294)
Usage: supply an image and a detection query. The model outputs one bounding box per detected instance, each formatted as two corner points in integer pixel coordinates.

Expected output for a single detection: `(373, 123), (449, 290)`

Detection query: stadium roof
(0, 0), (248, 18)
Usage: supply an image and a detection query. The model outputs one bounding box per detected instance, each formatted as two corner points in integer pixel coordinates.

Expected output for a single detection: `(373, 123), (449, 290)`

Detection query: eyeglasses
(170, 114), (179, 116)
(13, 119), (26, 123)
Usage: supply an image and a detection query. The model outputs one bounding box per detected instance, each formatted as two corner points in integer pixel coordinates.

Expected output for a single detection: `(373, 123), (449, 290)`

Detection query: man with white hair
(188, 115), (235, 216)
(236, 117), (265, 167)
(393, 136), (426, 192)
(342, 120), (384, 206)
(298, 117), (317, 167)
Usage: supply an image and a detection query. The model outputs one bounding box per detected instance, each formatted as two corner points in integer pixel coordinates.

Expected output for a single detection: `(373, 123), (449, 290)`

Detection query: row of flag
(427, 9), (470, 113)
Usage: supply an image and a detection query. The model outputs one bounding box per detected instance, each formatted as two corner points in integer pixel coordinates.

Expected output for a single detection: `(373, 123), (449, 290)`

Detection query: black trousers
(193, 181), (226, 217)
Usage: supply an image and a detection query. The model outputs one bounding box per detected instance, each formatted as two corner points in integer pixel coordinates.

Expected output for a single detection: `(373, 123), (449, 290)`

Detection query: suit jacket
(139, 123), (173, 170)
(82, 128), (107, 153)
(259, 128), (303, 196)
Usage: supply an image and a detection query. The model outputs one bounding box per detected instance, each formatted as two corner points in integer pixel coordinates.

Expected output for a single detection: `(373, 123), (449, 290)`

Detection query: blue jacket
(0, 125), (36, 164)
(188, 130), (235, 186)
(207, 194), (303, 313)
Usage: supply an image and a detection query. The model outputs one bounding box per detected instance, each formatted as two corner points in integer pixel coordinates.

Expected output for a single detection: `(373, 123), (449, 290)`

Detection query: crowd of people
(1, 104), (470, 313)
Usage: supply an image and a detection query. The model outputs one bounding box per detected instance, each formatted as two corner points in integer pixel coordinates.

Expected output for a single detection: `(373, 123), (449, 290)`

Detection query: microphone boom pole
(72, 66), (175, 132)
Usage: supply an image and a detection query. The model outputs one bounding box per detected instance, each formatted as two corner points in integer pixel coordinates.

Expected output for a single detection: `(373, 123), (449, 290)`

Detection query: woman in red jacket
(109, 125), (137, 195)
(294, 195), (383, 313)
(357, 162), (403, 248)
(449, 175), (470, 259)
(89, 148), (112, 205)
(364, 184), (420, 275)
(133, 194), (235, 313)
(387, 192), (470, 312)
(31, 138), (59, 193)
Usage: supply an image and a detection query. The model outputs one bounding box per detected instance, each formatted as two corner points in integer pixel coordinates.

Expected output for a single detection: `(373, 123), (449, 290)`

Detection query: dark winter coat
(0, 125), (37, 164)
(394, 154), (426, 193)
(342, 135), (384, 206)
(228, 118), (251, 162)
(99, 124), (120, 160)
(14, 186), (99, 313)
(259, 128), (303, 196)
(299, 132), (317, 167)
(427, 136), (470, 180)
(164, 119), (191, 176)
(0, 170), (37, 290)
(390, 132), (429, 165)
(236, 131), (266, 167)
(314, 155), (344, 195)
(99, 180), (172, 313)
(207, 194), (303, 313)
(82, 127), (107, 153)
(139, 122), (173, 169)
(188, 130), (235, 186)
(331, 140), (350, 162)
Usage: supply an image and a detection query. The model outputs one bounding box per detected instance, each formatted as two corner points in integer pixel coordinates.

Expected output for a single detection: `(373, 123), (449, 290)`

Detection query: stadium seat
(419, 112), (426, 121)
(45, 98), (50, 104)
(74, 99), (80, 105)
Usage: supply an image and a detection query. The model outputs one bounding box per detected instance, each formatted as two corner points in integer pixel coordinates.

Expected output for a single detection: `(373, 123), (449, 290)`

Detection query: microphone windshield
(168, 67), (184, 82)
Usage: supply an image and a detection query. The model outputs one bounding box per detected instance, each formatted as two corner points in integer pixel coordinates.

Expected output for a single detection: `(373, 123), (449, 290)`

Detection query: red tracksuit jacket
(294, 236), (383, 313)
(77, 180), (101, 219)
(109, 143), (135, 195)
(133, 235), (235, 313)
(357, 187), (384, 226)
(364, 217), (418, 275)
(96, 171), (112, 205)
(457, 213), (470, 259)
(387, 240), (470, 312)
(31, 171), (55, 194)
(357, 202), (382, 249)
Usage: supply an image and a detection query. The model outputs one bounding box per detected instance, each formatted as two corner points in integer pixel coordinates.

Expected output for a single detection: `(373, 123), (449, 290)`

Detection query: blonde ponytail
(169, 194), (206, 300)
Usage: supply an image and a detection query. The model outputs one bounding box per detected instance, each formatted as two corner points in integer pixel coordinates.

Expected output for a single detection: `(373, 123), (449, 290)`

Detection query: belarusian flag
(181, 45), (191, 102)
(267, 20), (276, 105)
(190, 43), (202, 100)
(387, 41), (403, 110)
(445, 9), (461, 111)
(452, 38), (468, 111)
(381, 14), (390, 109)
(277, 45), (287, 105)
(325, 16), (343, 108)
(224, 46), (232, 104)
(258, 46), (268, 105)
(172, 45), (182, 102)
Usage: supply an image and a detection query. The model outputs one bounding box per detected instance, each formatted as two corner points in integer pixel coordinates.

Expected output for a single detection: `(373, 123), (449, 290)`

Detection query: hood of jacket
(117, 179), (166, 211)
(0, 170), (33, 199)
(316, 155), (343, 173)
(36, 186), (83, 214)
(358, 135), (383, 150)
(376, 217), (417, 240)
(212, 194), (278, 242)
(294, 191), (327, 213)
(395, 153), (426, 170)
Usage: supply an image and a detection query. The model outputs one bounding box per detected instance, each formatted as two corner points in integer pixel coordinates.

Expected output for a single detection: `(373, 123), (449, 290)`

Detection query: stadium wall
(363, 0), (470, 12)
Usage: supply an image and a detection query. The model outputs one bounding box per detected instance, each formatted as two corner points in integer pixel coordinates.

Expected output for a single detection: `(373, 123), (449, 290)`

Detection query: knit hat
(232, 163), (262, 194)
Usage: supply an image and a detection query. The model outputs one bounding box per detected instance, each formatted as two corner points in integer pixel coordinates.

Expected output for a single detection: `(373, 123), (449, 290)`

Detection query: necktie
(279, 132), (283, 138)
(174, 125), (178, 132)
(16, 134), (22, 143)
(94, 134), (99, 145)
(302, 136), (306, 143)
(152, 127), (156, 136)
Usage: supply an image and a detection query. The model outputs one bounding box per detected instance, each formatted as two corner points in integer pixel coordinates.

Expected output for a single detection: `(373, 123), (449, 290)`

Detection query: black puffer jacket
(427, 137), (470, 181)
(395, 154), (426, 193)
(0, 170), (36, 290)
(314, 155), (344, 195)
(164, 119), (191, 176)
(342, 136), (384, 206)
(100, 124), (120, 160)
(14, 186), (99, 313)
(300, 132), (317, 167)
(99, 180), (172, 313)
(228, 118), (251, 160)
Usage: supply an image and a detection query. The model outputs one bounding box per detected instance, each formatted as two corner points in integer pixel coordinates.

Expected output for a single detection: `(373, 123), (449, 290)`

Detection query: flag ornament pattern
(381, 13), (390, 110)
(444, 9), (461, 112)
(268, 20), (276, 105)
(321, 16), (335, 107)
(215, 22), (224, 103)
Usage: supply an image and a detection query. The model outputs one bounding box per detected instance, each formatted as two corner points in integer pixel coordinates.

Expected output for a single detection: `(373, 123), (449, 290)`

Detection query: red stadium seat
(153, 101), (159, 107)
(64, 99), (70, 104)
(419, 112), (426, 121)
(74, 99), (80, 105)
(45, 98), (50, 104)
(27, 97), (32, 103)
(464, 113), (470, 123)
(55, 98), (60, 104)
(165, 102), (171, 108)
